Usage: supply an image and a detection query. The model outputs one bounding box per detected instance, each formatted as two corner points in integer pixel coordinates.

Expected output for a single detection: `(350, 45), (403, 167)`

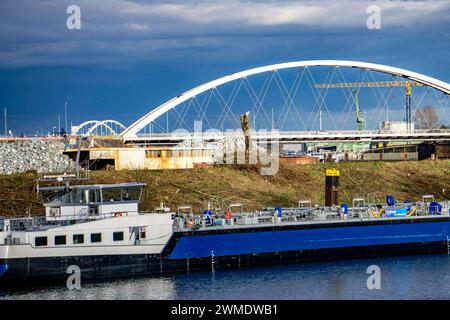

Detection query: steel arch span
(120, 60), (450, 139)
(73, 120), (126, 136)
(86, 120), (126, 135)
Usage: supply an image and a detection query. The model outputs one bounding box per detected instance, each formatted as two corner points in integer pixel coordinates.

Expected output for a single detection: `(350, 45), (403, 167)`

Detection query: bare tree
(414, 106), (440, 129)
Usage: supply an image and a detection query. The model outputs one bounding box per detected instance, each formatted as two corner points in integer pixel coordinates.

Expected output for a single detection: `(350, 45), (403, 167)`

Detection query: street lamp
(65, 102), (68, 132)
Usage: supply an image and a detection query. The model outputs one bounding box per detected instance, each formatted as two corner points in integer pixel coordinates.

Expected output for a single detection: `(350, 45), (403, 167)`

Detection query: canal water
(2, 254), (450, 300)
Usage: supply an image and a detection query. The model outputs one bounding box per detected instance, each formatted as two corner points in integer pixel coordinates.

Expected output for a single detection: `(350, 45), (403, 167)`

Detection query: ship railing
(6, 216), (48, 231)
(11, 210), (140, 229)
(2, 210), (177, 232)
(175, 204), (450, 231)
(173, 208), (336, 231)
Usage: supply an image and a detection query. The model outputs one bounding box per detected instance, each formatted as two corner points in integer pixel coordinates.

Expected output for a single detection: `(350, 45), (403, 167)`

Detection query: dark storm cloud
(0, 0), (448, 68)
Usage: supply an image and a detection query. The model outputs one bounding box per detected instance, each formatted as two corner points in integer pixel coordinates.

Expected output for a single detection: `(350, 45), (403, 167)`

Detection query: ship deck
(175, 205), (450, 233)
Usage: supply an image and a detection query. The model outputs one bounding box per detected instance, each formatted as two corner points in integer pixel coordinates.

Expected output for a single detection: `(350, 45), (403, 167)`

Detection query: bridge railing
(134, 128), (450, 138)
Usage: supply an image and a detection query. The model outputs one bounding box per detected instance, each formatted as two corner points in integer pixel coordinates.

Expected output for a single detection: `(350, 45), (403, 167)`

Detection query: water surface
(2, 254), (450, 300)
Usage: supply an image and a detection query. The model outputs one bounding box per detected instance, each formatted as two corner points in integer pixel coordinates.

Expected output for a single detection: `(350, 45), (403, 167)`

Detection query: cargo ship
(0, 177), (449, 287)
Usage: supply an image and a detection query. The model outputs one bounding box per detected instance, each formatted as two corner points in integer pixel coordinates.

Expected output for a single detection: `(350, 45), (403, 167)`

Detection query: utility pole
(58, 115), (61, 136)
(3, 108), (6, 137)
(271, 108), (274, 129)
(64, 102), (68, 133)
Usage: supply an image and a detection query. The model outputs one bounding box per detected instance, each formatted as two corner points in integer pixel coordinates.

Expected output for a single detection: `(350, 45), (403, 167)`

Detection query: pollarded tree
(414, 106), (440, 129)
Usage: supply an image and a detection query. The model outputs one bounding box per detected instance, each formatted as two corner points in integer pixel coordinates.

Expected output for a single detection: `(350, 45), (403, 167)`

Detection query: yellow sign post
(325, 168), (340, 206)
(325, 169), (340, 177)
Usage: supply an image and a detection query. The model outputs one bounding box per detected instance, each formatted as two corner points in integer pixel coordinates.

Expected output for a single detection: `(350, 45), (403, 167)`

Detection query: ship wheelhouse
(38, 183), (146, 222)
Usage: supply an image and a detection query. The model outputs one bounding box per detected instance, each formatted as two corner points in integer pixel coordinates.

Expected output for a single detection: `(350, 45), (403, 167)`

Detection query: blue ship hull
(168, 219), (450, 259)
(0, 264), (7, 278)
(1, 217), (449, 287)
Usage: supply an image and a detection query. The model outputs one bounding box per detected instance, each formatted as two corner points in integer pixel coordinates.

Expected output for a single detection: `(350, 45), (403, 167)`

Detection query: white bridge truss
(76, 60), (450, 143)
(72, 120), (126, 137)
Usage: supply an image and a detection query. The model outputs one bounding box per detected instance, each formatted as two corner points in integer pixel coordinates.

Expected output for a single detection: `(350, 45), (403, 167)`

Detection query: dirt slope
(0, 160), (448, 217)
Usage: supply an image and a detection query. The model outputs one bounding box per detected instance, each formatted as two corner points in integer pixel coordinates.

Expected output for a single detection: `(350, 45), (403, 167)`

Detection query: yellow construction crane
(315, 80), (423, 131)
(314, 80), (423, 89)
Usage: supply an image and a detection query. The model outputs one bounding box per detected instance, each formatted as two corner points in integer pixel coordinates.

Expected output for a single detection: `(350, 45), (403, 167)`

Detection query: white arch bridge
(71, 120), (126, 137)
(82, 60), (450, 144)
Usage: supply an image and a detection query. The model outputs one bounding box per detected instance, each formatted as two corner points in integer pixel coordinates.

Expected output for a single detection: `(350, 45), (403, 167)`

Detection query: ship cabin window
(35, 236), (48, 247)
(102, 188), (122, 202)
(101, 186), (142, 202)
(40, 188), (87, 205)
(90, 233), (102, 243)
(121, 187), (141, 201)
(73, 234), (84, 244)
(87, 189), (100, 204)
(71, 188), (85, 204)
(55, 235), (66, 245)
(40, 185), (143, 205)
(113, 231), (124, 241)
(40, 189), (72, 206)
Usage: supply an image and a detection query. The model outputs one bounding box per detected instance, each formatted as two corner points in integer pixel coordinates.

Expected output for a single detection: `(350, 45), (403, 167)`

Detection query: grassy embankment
(0, 160), (449, 217)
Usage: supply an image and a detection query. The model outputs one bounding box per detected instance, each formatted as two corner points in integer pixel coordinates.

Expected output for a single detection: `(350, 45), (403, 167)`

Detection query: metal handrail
(174, 204), (449, 232)
(136, 128), (450, 138)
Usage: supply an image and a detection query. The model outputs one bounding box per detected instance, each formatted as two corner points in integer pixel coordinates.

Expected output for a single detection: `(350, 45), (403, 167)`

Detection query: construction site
(1, 60), (449, 216)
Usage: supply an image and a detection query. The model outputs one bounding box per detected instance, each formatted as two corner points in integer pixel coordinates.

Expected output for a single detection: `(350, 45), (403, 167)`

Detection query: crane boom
(315, 80), (422, 132)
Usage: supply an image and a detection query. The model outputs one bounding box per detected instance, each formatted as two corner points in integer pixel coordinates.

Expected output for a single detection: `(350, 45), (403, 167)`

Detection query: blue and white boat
(0, 179), (449, 287)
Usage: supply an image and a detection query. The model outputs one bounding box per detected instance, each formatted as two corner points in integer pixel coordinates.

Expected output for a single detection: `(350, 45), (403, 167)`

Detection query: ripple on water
(2, 254), (450, 300)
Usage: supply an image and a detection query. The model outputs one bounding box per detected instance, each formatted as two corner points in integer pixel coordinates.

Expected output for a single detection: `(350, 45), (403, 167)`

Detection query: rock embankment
(0, 140), (74, 174)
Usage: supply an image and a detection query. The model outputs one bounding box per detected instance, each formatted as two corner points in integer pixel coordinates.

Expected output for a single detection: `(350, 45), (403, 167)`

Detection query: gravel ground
(0, 140), (74, 174)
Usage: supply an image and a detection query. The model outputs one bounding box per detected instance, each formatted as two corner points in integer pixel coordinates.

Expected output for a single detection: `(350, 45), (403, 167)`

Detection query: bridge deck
(123, 129), (450, 144)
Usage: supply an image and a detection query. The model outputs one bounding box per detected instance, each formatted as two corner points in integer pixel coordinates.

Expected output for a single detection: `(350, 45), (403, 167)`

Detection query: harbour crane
(315, 80), (423, 131)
